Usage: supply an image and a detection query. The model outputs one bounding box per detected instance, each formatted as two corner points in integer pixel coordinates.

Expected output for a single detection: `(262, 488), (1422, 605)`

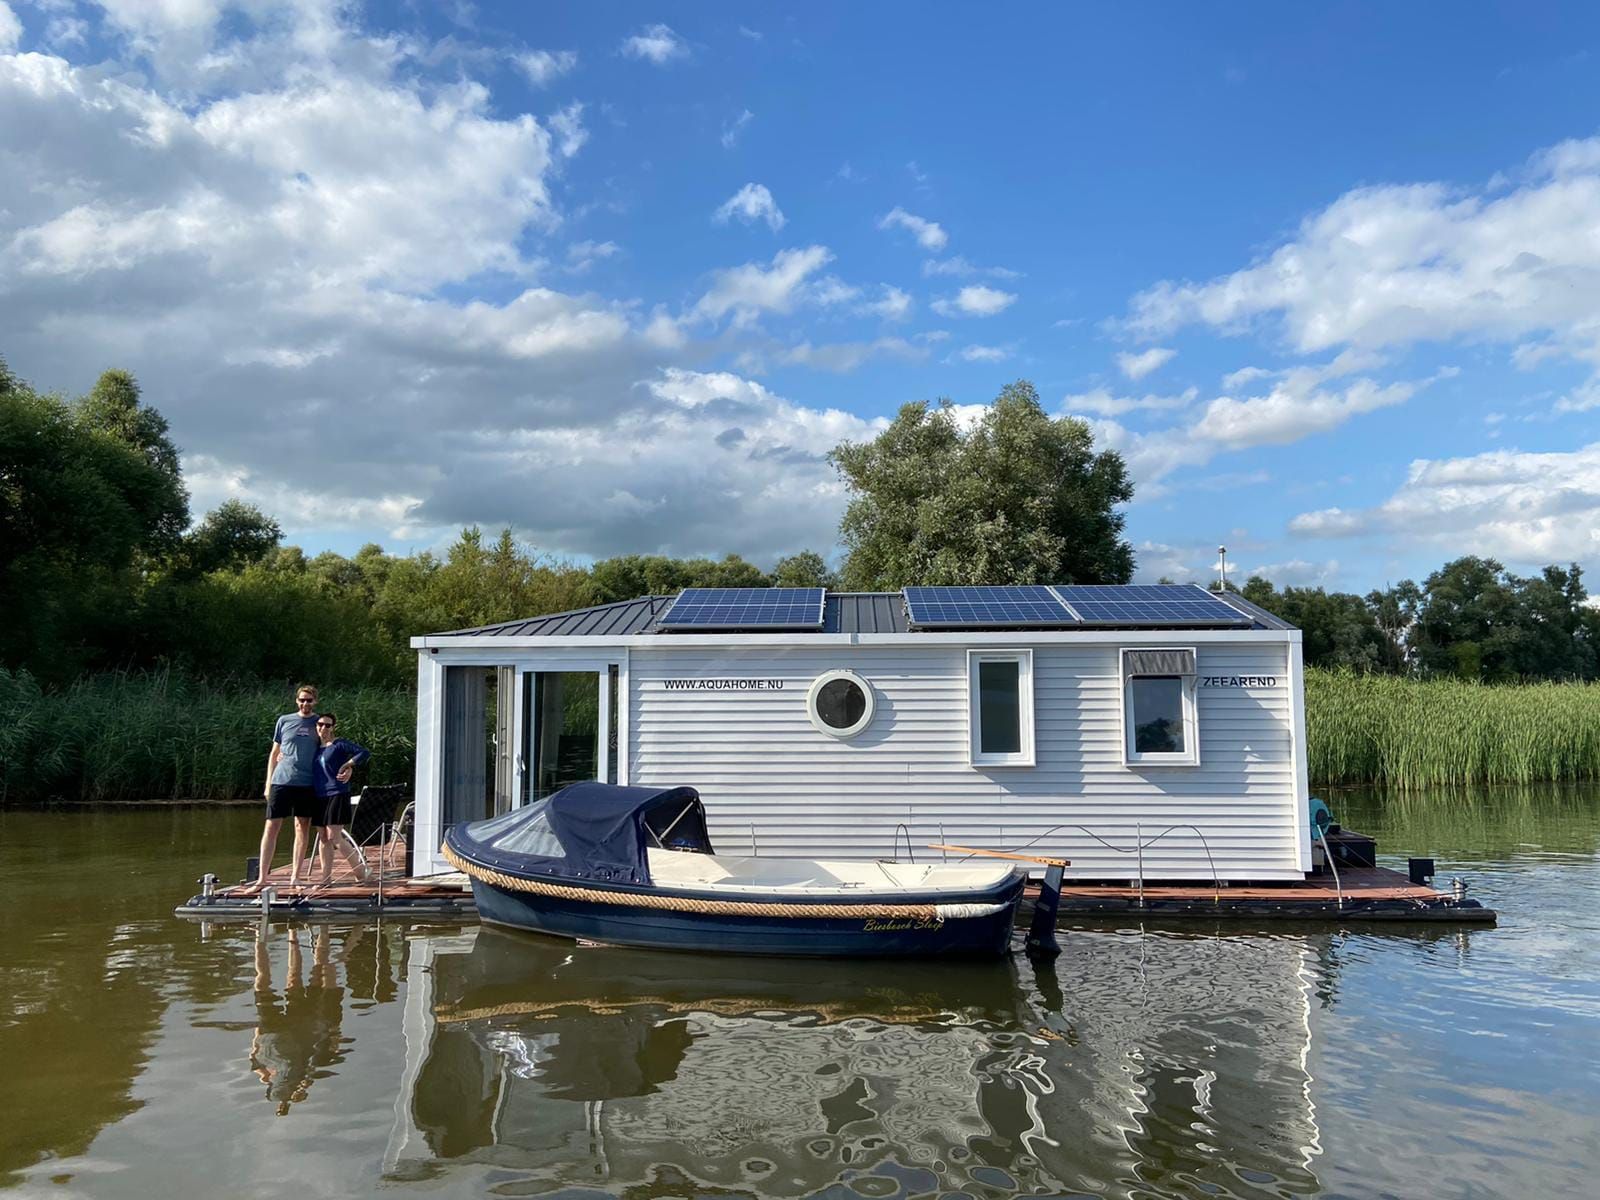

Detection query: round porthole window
(807, 669), (874, 739)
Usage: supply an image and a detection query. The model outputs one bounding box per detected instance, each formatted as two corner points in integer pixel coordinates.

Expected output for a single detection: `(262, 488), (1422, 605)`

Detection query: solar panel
(1052, 584), (1251, 627)
(657, 587), (826, 630)
(903, 585), (1076, 628)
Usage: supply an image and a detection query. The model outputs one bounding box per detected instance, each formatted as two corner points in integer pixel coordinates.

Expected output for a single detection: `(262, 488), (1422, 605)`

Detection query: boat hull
(467, 875), (1023, 958)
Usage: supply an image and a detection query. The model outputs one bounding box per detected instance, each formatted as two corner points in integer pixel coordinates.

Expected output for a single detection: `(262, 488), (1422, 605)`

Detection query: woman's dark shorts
(314, 793), (353, 829)
(267, 784), (319, 821)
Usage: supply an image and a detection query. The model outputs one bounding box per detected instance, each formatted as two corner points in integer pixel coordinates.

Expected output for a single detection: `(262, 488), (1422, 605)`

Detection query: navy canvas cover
(447, 782), (711, 885)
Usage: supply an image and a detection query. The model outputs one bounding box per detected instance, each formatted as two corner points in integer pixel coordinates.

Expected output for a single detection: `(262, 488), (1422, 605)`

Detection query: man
(243, 684), (326, 894)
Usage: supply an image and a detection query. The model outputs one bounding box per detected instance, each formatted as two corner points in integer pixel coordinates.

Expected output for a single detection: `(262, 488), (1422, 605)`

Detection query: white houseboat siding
(626, 637), (1305, 881)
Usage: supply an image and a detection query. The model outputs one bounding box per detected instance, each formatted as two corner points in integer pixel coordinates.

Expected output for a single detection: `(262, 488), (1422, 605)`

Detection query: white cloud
(548, 101), (586, 157)
(859, 285), (911, 322)
(713, 182), (785, 231)
(931, 284), (1016, 318)
(620, 23), (687, 65)
(1062, 386), (1196, 418)
(0, 9), (891, 564)
(720, 108), (753, 149)
(738, 26), (763, 42)
(1288, 508), (1366, 537)
(0, 2), (21, 52)
(565, 239), (619, 273)
(1126, 136), (1600, 411)
(1242, 559), (1341, 587)
(1090, 358), (1439, 490)
(1117, 346), (1176, 380)
(877, 206), (947, 251)
(1192, 376), (1417, 449)
(780, 338), (925, 373)
(692, 245), (833, 325)
(922, 255), (1019, 280)
(514, 49), (577, 86)
(1289, 442), (1600, 565)
(957, 344), (1009, 363)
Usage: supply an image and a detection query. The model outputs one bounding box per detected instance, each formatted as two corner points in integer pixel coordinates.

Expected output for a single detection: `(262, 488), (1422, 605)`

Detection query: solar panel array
(657, 587), (826, 630)
(1054, 584), (1252, 627)
(902, 583), (1251, 629)
(902, 585), (1076, 628)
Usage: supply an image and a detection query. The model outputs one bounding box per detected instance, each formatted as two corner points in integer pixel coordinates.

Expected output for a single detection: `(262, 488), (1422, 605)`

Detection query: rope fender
(444, 844), (1007, 922)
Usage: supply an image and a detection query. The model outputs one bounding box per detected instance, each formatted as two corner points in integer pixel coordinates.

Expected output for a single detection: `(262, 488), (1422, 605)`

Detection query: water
(2, 791), (1597, 1199)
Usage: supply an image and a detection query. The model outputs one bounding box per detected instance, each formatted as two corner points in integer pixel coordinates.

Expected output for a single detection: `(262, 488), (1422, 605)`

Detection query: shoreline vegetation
(5, 667), (1600, 804)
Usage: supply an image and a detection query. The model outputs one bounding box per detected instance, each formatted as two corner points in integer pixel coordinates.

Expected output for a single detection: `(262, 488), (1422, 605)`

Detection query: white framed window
(1121, 647), (1199, 766)
(967, 650), (1035, 766)
(807, 669), (875, 739)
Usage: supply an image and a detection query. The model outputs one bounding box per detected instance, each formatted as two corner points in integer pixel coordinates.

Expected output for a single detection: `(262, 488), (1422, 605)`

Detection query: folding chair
(342, 784), (410, 879)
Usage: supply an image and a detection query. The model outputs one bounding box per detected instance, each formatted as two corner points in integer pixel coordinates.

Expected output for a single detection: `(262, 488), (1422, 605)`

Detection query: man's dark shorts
(267, 784), (319, 821)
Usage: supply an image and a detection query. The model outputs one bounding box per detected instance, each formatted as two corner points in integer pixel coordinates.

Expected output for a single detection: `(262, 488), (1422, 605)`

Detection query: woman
(311, 712), (373, 886)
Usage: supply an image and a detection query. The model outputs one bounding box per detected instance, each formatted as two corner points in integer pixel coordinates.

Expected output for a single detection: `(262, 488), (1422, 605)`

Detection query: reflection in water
(4, 800), (1598, 1197)
(247, 927), (347, 1116)
(385, 928), (1328, 1198)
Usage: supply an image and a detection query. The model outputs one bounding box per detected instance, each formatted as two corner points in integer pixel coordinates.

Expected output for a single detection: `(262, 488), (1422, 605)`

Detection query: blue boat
(442, 783), (1025, 958)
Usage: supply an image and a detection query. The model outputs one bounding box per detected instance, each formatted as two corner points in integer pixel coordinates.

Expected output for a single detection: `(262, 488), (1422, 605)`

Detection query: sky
(4, 2), (1600, 593)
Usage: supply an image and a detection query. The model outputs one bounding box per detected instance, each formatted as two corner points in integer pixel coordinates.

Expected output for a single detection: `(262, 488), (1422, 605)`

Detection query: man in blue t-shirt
(243, 684), (323, 894)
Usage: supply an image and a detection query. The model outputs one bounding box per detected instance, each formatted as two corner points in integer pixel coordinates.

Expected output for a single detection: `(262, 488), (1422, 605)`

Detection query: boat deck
(175, 841), (1495, 924)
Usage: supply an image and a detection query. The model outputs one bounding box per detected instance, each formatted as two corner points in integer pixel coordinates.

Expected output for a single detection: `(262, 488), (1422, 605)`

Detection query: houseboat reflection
(383, 926), (1330, 1197)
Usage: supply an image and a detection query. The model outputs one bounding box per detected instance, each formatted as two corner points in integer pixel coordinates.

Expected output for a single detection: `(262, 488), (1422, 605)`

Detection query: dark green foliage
(1240, 577), (1393, 671)
(588, 552), (771, 603)
(772, 550), (837, 589)
(831, 381), (1135, 589)
(182, 500), (282, 574)
(0, 367), (190, 678)
(0, 668), (414, 803)
(1408, 558), (1600, 681)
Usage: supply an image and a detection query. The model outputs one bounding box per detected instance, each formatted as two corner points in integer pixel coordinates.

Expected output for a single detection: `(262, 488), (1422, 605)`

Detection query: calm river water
(2, 790), (1597, 1199)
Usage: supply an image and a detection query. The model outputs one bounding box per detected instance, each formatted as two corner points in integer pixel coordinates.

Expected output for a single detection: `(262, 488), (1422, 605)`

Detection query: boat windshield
(468, 800), (565, 859)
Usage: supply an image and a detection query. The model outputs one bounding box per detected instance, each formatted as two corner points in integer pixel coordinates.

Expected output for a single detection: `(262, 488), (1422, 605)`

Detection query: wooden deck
(177, 838), (477, 918)
(1032, 864), (1496, 922)
(177, 842), (1494, 924)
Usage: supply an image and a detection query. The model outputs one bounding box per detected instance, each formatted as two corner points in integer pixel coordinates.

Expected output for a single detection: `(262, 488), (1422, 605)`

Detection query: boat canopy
(448, 782), (713, 885)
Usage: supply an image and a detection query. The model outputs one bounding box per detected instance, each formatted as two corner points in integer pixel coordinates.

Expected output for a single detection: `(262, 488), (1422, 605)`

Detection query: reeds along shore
(3, 667), (1600, 802)
(0, 669), (414, 804)
(1306, 670), (1600, 789)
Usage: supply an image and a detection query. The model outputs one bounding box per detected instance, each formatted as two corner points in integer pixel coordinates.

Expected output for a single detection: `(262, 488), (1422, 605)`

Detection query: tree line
(4, 351), (1597, 690)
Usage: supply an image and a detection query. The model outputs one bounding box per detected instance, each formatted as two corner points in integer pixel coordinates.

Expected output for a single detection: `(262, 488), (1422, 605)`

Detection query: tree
(1240, 576), (1390, 671)
(1410, 557), (1524, 681)
(74, 369), (189, 550)
(0, 368), (192, 677)
(830, 381), (1134, 589)
(772, 550), (836, 589)
(589, 553), (771, 602)
(183, 500), (283, 574)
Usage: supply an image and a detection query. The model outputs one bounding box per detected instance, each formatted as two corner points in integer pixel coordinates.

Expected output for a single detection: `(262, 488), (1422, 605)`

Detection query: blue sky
(4, 2), (1600, 592)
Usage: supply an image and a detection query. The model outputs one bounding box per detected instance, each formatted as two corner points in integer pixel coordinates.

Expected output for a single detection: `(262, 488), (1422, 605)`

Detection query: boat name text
(1199, 675), (1278, 687)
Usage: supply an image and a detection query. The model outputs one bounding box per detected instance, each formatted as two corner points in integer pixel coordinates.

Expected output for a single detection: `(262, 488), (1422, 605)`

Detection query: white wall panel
(629, 641), (1302, 880)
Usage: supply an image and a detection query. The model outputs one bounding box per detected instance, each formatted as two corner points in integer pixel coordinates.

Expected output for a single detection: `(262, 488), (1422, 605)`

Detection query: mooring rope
(443, 844), (1006, 921)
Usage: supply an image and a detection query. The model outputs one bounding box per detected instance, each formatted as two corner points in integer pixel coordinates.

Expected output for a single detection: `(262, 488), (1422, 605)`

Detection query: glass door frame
(509, 653), (629, 807)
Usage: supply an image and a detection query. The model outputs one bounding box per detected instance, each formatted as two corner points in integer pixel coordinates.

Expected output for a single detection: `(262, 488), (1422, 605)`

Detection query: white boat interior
(645, 848), (1017, 897)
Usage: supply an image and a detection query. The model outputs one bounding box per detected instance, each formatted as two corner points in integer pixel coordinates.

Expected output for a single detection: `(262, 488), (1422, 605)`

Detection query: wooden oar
(926, 844), (1070, 868)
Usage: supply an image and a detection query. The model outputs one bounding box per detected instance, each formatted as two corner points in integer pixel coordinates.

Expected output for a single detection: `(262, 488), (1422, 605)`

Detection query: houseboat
(409, 584), (1314, 884)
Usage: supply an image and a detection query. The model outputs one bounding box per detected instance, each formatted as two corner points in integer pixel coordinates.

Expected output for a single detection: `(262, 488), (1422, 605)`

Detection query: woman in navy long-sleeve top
(311, 711), (372, 885)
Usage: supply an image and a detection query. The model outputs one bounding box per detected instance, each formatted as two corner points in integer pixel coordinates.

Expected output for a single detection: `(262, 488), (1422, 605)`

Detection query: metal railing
(940, 821), (1223, 906)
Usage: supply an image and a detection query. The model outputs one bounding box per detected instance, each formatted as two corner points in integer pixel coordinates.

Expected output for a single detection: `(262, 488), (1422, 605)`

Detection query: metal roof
(430, 596), (673, 638)
(427, 588), (1291, 637)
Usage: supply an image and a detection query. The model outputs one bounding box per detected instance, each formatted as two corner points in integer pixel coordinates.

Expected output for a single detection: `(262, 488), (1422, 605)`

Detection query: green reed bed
(1307, 668), (1600, 789)
(0, 668), (414, 804)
